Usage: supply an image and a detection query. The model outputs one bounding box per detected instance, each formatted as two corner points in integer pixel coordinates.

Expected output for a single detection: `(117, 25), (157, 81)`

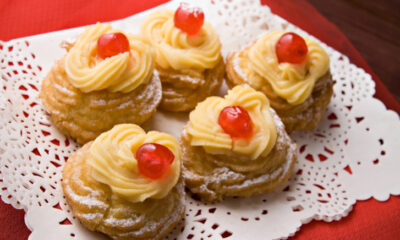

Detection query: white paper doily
(0, 0), (399, 239)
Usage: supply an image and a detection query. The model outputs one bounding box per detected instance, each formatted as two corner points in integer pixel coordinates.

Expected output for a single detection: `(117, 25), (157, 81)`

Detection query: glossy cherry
(218, 106), (253, 139)
(174, 2), (204, 35)
(275, 32), (308, 64)
(97, 32), (130, 59)
(136, 143), (175, 180)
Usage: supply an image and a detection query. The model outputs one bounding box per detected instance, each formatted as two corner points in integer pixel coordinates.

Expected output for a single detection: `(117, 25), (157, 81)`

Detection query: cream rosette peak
(87, 124), (181, 203)
(65, 23), (155, 93)
(239, 30), (330, 105)
(187, 85), (277, 160)
(141, 10), (221, 71)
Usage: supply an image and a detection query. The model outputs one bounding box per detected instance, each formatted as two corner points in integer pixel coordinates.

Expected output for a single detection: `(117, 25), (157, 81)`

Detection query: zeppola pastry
(141, 3), (224, 112)
(62, 124), (184, 240)
(40, 23), (162, 144)
(181, 85), (297, 201)
(226, 31), (333, 132)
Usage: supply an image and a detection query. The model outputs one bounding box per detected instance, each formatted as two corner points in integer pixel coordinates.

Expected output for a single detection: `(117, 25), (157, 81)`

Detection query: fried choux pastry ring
(40, 23), (162, 144)
(181, 85), (297, 202)
(226, 31), (333, 132)
(62, 124), (185, 240)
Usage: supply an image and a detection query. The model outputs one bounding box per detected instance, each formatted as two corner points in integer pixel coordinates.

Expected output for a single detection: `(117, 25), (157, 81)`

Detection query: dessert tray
(0, 0), (399, 239)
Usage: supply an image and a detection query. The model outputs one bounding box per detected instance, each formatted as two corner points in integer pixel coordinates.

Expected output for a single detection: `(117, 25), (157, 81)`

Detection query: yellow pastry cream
(87, 124), (181, 203)
(65, 23), (155, 93)
(237, 30), (330, 105)
(141, 10), (221, 71)
(187, 85), (277, 160)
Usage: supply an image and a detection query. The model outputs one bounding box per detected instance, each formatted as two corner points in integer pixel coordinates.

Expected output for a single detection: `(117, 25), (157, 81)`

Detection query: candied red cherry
(218, 106), (253, 139)
(174, 2), (204, 35)
(136, 143), (175, 180)
(97, 32), (130, 59)
(275, 32), (308, 64)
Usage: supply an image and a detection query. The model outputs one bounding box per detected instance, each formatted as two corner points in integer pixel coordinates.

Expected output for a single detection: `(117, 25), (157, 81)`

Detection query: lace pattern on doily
(0, 0), (399, 239)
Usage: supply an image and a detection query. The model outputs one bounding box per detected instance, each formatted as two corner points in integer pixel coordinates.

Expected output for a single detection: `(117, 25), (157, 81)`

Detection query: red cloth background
(0, 0), (399, 239)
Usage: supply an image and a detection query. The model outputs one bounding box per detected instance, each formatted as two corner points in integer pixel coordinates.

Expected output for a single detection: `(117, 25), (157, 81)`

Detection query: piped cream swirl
(239, 31), (330, 105)
(187, 85), (277, 160)
(65, 23), (155, 93)
(88, 124), (181, 203)
(141, 10), (221, 71)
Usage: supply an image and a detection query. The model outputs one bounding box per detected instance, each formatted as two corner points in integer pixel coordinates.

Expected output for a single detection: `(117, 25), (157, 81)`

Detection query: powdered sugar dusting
(230, 43), (253, 82)
(80, 213), (104, 220)
(103, 216), (142, 227)
(63, 184), (108, 209)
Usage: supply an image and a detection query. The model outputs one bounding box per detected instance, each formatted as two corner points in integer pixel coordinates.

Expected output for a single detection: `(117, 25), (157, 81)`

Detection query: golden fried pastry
(62, 124), (185, 240)
(181, 85), (297, 202)
(40, 23), (162, 144)
(141, 3), (224, 112)
(226, 31), (333, 132)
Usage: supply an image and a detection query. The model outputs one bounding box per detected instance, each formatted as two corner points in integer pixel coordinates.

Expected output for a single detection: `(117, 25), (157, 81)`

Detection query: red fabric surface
(0, 1), (399, 240)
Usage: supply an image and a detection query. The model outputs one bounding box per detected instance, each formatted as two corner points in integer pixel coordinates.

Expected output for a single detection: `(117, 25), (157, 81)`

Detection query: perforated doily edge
(1, 40), (25, 211)
(19, 194), (400, 240)
(283, 204), (354, 240)
(6, 180), (400, 239)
